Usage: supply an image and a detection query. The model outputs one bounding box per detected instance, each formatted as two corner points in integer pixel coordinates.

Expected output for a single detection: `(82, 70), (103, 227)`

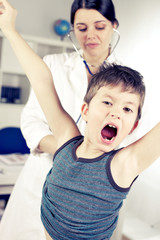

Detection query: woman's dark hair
(71, 0), (119, 26)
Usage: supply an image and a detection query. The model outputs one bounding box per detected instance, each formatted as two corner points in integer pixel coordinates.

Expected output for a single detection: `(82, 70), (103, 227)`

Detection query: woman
(0, 0), (147, 239)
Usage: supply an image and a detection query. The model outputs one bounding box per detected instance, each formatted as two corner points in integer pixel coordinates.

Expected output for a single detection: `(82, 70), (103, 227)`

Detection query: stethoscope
(67, 28), (120, 124)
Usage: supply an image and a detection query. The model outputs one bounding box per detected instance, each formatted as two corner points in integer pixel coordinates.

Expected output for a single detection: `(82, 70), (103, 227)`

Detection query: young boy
(0, 0), (160, 239)
(41, 64), (146, 240)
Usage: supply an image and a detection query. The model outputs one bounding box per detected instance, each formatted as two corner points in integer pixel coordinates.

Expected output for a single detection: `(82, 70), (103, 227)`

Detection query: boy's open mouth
(101, 124), (117, 141)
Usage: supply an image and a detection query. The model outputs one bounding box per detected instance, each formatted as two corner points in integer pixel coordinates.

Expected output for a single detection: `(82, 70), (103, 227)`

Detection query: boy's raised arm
(126, 122), (160, 176)
(0, 0), (80, 148)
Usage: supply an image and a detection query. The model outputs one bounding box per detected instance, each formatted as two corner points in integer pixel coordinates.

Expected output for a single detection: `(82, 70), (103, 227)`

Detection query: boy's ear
(81, 102), (89, 122)
(129, 120), (139, 135)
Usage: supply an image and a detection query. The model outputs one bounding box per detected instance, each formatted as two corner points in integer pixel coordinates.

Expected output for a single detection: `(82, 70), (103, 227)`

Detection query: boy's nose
(111, 113), (120, 120)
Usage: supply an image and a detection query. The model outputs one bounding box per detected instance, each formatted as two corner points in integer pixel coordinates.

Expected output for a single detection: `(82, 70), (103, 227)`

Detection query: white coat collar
(64, 49), (88, 87)
(64, 49), (84, 69)
(63, 49), (118, 86)
(64, 49), (117, 68)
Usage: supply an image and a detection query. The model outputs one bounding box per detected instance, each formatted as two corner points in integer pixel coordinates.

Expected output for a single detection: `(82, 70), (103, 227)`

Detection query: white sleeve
(20, 88), (53, 153)
(20, 56), (53, 153)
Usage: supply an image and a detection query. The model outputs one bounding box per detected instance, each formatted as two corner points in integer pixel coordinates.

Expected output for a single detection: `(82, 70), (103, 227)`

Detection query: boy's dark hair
(84, 64), (145, 120)
(71, 0), (119, 27)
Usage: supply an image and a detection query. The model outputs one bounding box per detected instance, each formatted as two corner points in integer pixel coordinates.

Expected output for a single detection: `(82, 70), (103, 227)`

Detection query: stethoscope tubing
(67, 28), (120, 61)
(67, 28), (120, 125)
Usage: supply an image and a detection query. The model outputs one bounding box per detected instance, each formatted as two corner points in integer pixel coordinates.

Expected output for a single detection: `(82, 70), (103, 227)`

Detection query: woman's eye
(79, 28), (87, 32)
(96, 26), (105, 30)
(95, 24), (106, 30)
(124, 107), (132, 113)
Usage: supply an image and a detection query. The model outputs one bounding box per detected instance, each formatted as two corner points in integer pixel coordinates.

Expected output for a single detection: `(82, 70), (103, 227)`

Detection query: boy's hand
(0, 0), (17, 36)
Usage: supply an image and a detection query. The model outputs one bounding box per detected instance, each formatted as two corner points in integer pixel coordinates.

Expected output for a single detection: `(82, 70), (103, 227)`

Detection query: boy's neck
(76, 138), (106, 160)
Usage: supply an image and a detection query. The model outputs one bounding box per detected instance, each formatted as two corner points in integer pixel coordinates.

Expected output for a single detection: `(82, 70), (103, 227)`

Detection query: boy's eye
(103, 101), (112, 106)
(124, 107), (133, 113)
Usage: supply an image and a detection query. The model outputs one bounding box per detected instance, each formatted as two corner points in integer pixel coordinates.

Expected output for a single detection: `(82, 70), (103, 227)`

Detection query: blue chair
(0, 127), (30, 154)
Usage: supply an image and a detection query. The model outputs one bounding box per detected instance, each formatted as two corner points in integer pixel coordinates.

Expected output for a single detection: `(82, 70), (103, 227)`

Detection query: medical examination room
(0, 0), (160, 239)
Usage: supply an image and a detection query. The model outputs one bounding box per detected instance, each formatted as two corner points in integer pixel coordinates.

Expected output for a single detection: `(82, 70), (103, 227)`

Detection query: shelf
(0, 73), (30, 105)
(0, 32), (74, 128)
(0, 103), (25, 128)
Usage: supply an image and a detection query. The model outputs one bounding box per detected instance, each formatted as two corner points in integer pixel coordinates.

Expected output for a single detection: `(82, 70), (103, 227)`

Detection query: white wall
(114, 0), (160, 124)
(114, 0), (160, 170)
(10, 0), (73, 40)
(112, 0), (160, 231)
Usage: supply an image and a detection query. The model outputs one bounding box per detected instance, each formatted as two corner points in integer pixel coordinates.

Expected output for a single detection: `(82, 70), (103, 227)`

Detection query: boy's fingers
(0, 0), (12, 9)
(0, 0), (7, 4)
(0, 0), (17, 19)
(0, 1), (6, 11)
(0, 2), (5, 14)
(0, 1), (5, 7)
(0, 0), (16, 16)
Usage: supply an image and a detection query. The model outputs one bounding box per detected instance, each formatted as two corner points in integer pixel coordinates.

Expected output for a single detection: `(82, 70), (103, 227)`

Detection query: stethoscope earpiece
(110, 28), (120, 55)
(67, 28), (120, 75)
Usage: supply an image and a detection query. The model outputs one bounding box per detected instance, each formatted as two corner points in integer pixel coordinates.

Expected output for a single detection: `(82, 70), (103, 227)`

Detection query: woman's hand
(0, 0), (17, 36)
(38, 135), (58, 155)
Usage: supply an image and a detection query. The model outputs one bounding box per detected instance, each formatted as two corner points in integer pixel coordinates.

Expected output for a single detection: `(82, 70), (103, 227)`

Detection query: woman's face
(73, 9), (116, 59)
